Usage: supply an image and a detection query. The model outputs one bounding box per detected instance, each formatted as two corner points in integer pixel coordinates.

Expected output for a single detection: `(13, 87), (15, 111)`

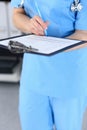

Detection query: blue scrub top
(11, 0), (87, 98)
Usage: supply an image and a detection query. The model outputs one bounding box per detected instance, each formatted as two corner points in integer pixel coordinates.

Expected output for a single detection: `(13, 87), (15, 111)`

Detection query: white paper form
(0, 35), (84, 55)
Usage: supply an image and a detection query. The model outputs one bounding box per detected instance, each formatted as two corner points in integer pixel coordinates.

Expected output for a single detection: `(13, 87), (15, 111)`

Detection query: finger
(33, 18), (44, 32)
(30, 18), (44, 35)
(34, 15), (49, 30)
(32, 27), (44, 35)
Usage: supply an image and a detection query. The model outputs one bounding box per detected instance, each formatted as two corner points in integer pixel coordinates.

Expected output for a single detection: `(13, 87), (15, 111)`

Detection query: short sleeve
(10, 0), (24, 8)
(75, 0), (87, 30)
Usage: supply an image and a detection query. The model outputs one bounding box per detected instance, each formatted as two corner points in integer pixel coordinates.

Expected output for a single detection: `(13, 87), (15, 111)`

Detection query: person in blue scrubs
(11, 0), (87, 130)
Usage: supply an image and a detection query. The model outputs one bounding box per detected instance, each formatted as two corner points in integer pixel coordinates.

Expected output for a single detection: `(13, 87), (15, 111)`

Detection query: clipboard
(0, 34), (86, 56)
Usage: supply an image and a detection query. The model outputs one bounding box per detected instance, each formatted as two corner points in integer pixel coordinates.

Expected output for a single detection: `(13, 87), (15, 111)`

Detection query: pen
(34, 1), (47, 36)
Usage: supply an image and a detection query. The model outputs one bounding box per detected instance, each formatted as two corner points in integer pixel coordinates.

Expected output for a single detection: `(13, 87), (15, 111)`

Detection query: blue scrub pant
(19, 90), (87, 130)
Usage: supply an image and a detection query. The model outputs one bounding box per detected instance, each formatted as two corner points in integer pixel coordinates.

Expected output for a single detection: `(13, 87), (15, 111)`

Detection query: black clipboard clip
(8, 40), (38, 54)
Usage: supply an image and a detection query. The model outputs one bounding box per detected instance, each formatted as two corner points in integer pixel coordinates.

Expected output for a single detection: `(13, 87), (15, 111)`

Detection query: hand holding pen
(16, 1), (49, 36)
(34, 1), (49, 35)
(29, 15), (49, 36)
(27, 0), (49, 36)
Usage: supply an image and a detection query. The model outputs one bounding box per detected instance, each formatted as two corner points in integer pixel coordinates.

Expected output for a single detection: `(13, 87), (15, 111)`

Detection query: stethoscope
(71, 0), (83, 12)
(19, 0), (83, 12)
